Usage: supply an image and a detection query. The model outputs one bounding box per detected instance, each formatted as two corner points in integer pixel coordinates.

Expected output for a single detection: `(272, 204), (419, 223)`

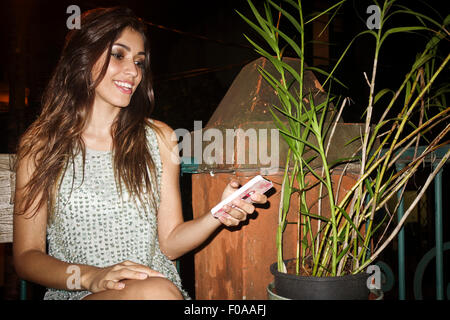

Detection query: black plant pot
(270, 260), (371, 300)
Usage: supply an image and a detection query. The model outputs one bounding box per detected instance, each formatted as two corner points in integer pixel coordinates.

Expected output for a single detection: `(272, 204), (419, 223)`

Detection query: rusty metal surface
(206, 57), (330, 128)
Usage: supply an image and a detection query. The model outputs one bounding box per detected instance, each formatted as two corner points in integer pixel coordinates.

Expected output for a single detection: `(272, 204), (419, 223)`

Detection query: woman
(12, 7), (267, 300)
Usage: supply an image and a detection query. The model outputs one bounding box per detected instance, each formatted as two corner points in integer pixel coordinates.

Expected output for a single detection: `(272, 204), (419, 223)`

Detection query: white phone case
(211, 175), (273, 219)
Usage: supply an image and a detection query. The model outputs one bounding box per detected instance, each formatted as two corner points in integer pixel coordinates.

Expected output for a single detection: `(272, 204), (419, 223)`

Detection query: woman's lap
(81, 277), (183, 300)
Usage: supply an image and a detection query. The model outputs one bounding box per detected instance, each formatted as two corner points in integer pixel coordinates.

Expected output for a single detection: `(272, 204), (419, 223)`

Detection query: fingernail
(140, 273), (148, 279)
(118, 283), (125, 289)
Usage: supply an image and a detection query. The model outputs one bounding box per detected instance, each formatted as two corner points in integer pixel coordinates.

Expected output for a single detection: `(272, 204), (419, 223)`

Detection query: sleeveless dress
(43, 123), (190, 300)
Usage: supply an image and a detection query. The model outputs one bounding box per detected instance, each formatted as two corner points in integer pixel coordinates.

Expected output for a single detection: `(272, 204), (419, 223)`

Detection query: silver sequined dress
(43, 123), (189, 300)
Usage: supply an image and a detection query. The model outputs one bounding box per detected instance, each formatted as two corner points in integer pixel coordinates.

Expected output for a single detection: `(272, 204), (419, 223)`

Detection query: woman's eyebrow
(113, 42), (145, 56)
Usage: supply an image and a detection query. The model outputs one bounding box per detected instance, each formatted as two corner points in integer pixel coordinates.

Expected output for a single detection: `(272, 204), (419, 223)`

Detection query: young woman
(12, 7), (267, 300)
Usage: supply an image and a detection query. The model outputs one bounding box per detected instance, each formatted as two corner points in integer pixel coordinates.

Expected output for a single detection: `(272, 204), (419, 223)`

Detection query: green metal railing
(393, 144), (448, 300)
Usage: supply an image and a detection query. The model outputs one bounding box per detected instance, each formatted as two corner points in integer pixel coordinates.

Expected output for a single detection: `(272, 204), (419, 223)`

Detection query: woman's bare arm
(153, 120), (267, 260)
(13, 153), (98, 291)
(13, 152), (165, 292)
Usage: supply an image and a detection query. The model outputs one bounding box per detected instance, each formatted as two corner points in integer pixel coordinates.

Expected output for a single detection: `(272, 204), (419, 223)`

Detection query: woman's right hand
(82, 260), (166, 293)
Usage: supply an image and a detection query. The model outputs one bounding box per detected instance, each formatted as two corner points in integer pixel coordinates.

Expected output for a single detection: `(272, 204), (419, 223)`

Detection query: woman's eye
(135, 60), (145, 69)
(111, 51), (144, 69)
(111, 52), (124, 60)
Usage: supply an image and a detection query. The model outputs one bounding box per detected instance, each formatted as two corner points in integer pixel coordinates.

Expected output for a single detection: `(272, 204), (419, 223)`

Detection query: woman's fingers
(233, 199), (256, 215)
(230, 199), (255, 217)
(100, 263), (165, 290)
(117, 261), (166, 278)
(119, 266), (165, 279)
(95, 262), (167, 291)
(218, 215), (239, 227)
(250, 192), (267, 204)
(220, 179), (240, 201)
(103, 279), (125, 290)
(218, 199), (255, 226)
(217, 179), (268, 227)
(115, 268), (149, 281)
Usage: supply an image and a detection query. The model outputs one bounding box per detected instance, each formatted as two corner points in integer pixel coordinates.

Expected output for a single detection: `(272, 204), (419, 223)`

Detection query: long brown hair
(14, 7), (159, 220)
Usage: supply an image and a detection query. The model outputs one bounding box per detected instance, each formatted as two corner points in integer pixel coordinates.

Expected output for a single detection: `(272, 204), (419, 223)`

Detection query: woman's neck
(82, 102), (120, 151)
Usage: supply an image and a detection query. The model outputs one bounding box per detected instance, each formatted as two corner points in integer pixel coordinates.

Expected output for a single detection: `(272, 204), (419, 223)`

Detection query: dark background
(1, 0), (448, 150)
(0, 0), (448, 300)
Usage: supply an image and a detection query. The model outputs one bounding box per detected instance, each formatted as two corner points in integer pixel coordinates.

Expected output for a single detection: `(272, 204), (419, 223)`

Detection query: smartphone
(211, 175), (273, 219)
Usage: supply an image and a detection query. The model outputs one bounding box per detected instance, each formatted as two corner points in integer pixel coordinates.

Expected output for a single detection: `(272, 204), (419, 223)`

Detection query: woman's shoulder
(145, 118), (173, 132)
(146, 118), (179, 166)
(145, 118), (176, 143)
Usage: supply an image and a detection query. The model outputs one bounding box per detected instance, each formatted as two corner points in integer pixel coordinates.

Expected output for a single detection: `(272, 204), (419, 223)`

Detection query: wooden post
(0, 154), (15, 244)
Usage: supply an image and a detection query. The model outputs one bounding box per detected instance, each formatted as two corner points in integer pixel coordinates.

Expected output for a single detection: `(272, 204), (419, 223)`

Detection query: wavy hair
(14, 7), (159, 220)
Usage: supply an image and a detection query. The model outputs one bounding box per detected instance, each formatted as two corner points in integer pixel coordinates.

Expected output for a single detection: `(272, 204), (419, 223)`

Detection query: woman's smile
(113, 80), (134, 95)
(92, 27), (145, 109)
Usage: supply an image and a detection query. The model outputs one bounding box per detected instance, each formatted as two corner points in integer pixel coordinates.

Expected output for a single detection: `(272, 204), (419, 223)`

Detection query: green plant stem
(277, 149), (291, 272)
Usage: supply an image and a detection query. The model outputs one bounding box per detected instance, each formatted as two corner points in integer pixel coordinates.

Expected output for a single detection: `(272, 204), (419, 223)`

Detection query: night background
(0, 0), (448, 300)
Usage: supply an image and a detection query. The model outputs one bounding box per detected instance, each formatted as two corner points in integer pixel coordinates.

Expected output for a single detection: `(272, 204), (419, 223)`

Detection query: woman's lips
(113, 80), (133, 94)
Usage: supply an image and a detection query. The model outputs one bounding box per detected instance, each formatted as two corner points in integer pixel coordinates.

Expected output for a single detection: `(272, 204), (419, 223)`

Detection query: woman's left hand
(217, 179), (268, 227)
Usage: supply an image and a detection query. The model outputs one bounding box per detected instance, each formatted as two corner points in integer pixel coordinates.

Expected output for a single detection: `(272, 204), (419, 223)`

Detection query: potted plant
(238, 0), (449, 299)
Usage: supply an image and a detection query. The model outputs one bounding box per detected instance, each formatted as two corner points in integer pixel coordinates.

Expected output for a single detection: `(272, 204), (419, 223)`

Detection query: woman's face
(92, 27), (146, 109)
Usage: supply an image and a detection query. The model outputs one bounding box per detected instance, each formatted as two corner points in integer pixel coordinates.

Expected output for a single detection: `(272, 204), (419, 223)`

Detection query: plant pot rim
(267, 281), (384, 300)
(267, 282), (290, 300)
(270, 260), (369, 282)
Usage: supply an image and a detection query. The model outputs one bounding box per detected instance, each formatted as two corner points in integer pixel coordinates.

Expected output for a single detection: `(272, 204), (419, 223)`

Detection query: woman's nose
(124, 59), (138, 77)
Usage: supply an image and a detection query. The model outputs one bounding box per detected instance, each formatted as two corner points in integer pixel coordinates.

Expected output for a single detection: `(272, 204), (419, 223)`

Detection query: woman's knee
(122, 277), (183, 300)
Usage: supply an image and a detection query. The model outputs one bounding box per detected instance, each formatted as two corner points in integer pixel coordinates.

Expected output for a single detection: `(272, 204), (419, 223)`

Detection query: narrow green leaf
(282, 180), (292, 216)
(393, 6), (447, 30)
(243, 35), (281, 74)
(374, 88), (395, 105)
(380, 26), (431, 47)
(246, 0), (274, 42)
(336, 206), (365, 243)
(305, 66), (348, 89)
(328, 156), (360, 169)
(344, 134), (363, 147)
(237, 10), (279, 54)
(364, 177), (375, 199)
(336, 244), (351, 263)
(271, 104), (298, 122)
(277, 128), (318, 152)
(258, 67), (298, 106)
(267, 0), (303, 35)
(300, 211), (330, 223)
(304, 0), (346, 25)
(267, 22), (303, 58)
(301, 157), (329, 187)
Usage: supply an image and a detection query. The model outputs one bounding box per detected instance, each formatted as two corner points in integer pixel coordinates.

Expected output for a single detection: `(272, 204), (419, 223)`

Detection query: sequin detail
(43, 123), (190, 300)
